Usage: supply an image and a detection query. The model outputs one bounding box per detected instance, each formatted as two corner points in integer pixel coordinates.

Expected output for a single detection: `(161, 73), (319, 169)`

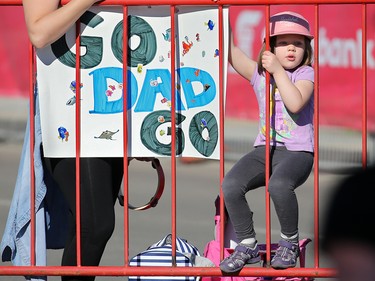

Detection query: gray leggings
(221, 145), (313, 241)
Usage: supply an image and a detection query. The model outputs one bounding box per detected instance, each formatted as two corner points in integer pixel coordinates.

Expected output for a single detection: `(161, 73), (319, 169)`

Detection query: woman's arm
(22, 0), (101, 48)
(228, 26), (257, 82)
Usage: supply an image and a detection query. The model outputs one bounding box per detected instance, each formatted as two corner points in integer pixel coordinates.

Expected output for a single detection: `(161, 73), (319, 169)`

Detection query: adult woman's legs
(45, 157), (123, 281)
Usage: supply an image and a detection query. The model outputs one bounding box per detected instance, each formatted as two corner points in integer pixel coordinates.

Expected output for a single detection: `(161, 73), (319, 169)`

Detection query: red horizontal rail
(2, 0), (375, 4)
(0, 266), (337, 278)
(1, 0), (368, 279)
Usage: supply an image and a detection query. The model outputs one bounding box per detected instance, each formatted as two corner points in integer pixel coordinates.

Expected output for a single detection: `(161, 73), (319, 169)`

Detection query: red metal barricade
(0, 0), (372, 279)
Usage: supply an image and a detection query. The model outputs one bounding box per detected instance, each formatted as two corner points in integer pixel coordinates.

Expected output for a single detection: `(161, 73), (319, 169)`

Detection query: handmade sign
(36, 6), (228, 158)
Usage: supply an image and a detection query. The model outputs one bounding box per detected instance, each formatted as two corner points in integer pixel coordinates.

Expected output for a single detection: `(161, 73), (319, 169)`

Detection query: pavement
(0, 97), (28, 143)
(0, 95), (361, 281)
(0, 96), (373, 171)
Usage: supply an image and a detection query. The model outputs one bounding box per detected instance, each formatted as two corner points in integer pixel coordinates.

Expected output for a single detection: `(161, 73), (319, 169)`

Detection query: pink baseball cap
(269, 11), (314, 39)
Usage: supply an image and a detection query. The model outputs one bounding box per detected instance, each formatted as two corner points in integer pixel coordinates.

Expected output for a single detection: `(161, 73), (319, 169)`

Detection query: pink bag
(201, 214), (245, 281)
(201, 195), (244, 281)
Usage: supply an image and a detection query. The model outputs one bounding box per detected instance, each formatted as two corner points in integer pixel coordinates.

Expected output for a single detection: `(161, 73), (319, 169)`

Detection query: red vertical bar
(29, 41), (36, 267)
(264, 5), (271, 264)
(313, 4), (320, 268)
(361, 3), (368, 168)
(170, 4), (177, 264)
(122, 4), (130, 266)
(75, 21), (82, 266)
(218, 5), (226, 261)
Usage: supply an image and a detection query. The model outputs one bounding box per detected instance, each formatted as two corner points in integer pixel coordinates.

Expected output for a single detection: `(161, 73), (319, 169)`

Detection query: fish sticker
(70, 81), (83, 93)
(162, 28), (171, 42)
(66, 96), (76, 106)
(66, 80), (83, 105)
(201, 118), (207, 128)
(94, 129), (119, 140)
(58, 127), (69, 142)
(205, 19), (215, 31)
(137, 64), (143, 73)
(182, 36), (193, 56)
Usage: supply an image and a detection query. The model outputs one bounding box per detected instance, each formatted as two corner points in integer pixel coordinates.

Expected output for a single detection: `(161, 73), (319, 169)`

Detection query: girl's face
(274, 34), (306, 70)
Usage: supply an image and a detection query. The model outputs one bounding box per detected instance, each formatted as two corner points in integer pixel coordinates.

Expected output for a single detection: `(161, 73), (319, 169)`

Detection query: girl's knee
(268, 180), (293, 196)
(222, 176), (244, 202)
(222, 176), (238, 194)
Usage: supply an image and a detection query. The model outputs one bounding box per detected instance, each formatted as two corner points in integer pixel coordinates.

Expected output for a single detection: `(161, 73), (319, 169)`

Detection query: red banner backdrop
(1, 5), (374, 131)
(228, 4), (375, 131)
(0, 6), (29, 97)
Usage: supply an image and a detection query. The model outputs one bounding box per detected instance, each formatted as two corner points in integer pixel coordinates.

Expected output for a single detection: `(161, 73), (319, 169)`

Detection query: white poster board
(37, 6), (228, 158)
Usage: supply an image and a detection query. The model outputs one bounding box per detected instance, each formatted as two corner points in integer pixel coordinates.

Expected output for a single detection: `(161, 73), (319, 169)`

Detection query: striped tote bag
(129, 234), (201, 281)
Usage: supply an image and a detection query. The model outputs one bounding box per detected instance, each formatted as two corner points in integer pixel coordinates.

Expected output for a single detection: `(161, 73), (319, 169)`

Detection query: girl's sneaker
(219, 243), (261, 273)
(271, 239), (300, 269)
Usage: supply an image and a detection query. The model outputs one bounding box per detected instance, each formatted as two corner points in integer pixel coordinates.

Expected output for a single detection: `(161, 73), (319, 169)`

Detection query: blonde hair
(257, 35), (313, 75)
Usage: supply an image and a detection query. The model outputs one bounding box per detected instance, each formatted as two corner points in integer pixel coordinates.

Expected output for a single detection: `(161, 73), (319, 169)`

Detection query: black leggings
(221, 146), (313, 242)
(44, 157), (124, 281)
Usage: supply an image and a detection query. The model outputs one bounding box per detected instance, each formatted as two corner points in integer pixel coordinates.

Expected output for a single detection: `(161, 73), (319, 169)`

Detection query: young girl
(219, 11), (314, 272)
